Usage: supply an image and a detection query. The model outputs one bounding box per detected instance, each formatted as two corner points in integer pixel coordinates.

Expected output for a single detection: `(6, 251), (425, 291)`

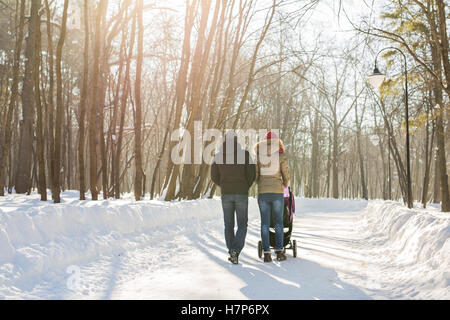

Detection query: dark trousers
(221, 194), (249, 255)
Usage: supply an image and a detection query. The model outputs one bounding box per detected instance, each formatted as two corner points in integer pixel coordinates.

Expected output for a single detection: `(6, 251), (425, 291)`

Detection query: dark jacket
(211, 138), (256, 195)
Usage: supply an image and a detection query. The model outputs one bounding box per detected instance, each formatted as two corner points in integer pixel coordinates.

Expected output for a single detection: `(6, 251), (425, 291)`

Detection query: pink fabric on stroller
(284, 187), (295, 223)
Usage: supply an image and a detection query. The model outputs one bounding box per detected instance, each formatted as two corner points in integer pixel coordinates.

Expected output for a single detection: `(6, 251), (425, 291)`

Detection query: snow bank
(358, 201), (450, 297)
(0, 224), (15, 263)
(0, 192), (259, 285)
(360, 201), (450, 266)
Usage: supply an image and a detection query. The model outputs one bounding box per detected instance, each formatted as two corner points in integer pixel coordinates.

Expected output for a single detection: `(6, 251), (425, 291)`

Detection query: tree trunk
(66, 87), (73, 191)
(109, 1), (131, 199)
(115, 11), (135, 199)
(151, 101), (174, 199)
(433, 148), (441, 203)
(164, 0), (196, 201)
(98, 5), (109, 200)
(34, 5), (46, 201)
(0, 0), (26, 196)
(332, 122), (339, 199)
(16, 0), (40, 194)
(44, 0), (55, 196)
(430, 22), (450, 211)
(309, 109), (320, 198)
(436, 107), (449, 211)
(78, 0), (90, 200)
(355, 104), (368, 200)
(90, 0), (108, 201)
(421, 102), (435, 208)
(52, 0), (69, 203)
(325, 131), (332, 198)
(134, 0), (144, 201)
(178, 0), (216, 200)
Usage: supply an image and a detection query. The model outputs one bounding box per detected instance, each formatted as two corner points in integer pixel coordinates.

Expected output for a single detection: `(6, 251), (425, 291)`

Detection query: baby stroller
(258, 187), (297, 258)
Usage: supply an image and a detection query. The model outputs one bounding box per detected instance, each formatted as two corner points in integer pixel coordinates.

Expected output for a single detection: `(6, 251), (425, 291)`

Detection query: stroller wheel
(293, 240), (297, 258)
(258, 241), (263, 258)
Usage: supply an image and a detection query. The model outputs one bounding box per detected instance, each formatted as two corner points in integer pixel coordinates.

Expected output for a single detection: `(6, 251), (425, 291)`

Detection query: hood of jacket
(255, 138), (285, 156)
(213, 137), (250, 165)
(221, 137), (244, 154)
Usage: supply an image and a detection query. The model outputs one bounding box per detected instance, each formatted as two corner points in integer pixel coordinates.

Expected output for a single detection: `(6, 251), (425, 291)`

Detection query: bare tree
(52, 0), (69, 203)
(0, 0), (25, 196)
(15, 0), (41, 194)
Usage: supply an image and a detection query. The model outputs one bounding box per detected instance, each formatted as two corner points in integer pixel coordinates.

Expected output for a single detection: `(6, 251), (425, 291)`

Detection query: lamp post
(368, 47), (413, 209)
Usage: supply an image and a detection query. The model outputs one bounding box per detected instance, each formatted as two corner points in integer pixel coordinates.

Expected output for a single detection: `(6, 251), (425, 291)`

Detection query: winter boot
(263, 252), (272, 263)
(229, 250), (239, 265)
(276, 250), (287, 261)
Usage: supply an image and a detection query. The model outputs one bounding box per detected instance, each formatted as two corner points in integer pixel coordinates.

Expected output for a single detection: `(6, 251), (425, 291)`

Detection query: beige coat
(254, 139), (291, 194)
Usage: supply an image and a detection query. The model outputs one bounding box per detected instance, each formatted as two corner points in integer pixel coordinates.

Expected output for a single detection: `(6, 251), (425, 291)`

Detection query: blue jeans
(221, 194), (249, 254)
(258, 193), (284, 252)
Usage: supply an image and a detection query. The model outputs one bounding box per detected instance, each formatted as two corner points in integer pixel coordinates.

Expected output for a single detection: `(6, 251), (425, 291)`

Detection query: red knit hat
(264, 131), (279, 140)
(264, 131), (284, 153)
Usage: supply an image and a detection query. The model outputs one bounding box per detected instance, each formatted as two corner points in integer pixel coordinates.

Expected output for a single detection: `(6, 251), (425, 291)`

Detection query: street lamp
(368, 47), (413, 209)
(367, 66), (386, 89)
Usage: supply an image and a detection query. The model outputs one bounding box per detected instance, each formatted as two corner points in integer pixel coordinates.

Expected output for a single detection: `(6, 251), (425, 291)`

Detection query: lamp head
(368, 66), (386, 89)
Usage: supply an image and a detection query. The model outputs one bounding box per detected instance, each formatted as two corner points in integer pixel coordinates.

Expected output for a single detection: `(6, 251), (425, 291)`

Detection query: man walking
(211, 131), (256, 264)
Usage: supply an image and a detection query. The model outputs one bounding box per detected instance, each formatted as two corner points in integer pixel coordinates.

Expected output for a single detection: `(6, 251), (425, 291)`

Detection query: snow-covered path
(101, 205), (372, 300)
(0, 193), (449, 300)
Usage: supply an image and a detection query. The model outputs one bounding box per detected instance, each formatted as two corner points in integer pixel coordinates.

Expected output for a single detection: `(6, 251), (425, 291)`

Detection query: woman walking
(255, 131), (291, 262)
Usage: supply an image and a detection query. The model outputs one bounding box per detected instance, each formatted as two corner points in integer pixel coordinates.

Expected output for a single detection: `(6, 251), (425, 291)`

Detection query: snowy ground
(0, 191), (449, 300)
